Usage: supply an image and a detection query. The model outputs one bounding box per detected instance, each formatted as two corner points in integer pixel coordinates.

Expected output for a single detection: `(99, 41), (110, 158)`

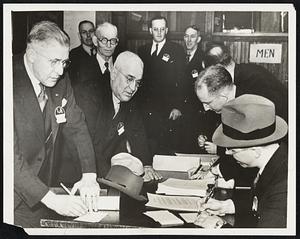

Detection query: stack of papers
(144, 210), (184, 227)
(146, 193), (200, 212)
(72, 196), (120, 210)
(74, 211), (108, 223)
(156, 178), (215, 197)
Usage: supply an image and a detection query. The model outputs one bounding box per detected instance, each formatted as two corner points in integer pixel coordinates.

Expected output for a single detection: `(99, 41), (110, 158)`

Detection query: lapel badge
(117, 122), (125, 136)
(54, 98), (68, 124)
(162, 53), (170, 62)
(191, 69), (199, 78)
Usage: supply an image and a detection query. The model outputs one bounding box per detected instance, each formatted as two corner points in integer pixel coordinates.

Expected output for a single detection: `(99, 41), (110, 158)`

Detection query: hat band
(223, 122), (276, 140)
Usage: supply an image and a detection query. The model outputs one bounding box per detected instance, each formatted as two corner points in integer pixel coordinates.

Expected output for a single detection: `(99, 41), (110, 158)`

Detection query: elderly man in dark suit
(69, 20), (96, 82)
(70, 51), (163, 182)
(137, 16), (185, 155)
(13, 21), (100, 228)
(196, 94), (288, 228)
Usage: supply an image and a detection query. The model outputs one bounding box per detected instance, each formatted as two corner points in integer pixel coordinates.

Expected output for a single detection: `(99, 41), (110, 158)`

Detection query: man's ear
(92, 35), (98, 47)
(252, 147), (262, 159)
(26, 48), (36, 64)
(165, 27), (168, 35)
(197, 36), (201, 44)
(149, 27), (153, 35)
(78, 32), (81, 41)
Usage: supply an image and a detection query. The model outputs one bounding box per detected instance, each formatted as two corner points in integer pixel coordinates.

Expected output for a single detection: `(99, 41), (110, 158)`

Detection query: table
(40, 172), (241, 228)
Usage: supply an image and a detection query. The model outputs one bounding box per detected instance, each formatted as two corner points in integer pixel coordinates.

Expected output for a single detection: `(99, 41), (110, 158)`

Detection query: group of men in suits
(13, 16), (289, 229)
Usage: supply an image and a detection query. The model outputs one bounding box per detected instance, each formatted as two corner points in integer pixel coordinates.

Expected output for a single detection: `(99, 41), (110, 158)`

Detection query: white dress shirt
(151, 39), (166, 56)
(96, 54), (113, 74)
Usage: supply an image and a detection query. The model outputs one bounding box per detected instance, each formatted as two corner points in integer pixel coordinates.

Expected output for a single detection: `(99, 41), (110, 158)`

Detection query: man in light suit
(13, 21), (100, 227)
(138, 16), (185, 155)
(71, 51), (163, 181)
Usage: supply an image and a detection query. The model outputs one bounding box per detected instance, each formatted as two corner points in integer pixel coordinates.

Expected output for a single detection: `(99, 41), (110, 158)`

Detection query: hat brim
(212, 116), (288, 148)
(97, 178), (147, 202)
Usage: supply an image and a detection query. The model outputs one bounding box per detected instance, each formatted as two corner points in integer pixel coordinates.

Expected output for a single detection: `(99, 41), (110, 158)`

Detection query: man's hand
(169, 109), (182, 120)
(143, 166), (163, 182)
(204, 142), (217, 154)
(198, 198), (235, 216)
(197, 135), (207, 148)
(41, 191), (88, 217)
(71, 173), (100, 212)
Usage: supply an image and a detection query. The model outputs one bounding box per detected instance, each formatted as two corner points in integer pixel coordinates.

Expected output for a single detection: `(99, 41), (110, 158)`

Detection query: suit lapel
(16, 73), (45, 143)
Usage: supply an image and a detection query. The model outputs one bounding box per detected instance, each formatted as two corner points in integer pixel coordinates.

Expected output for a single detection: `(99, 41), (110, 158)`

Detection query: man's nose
(107, 40), (111, 48)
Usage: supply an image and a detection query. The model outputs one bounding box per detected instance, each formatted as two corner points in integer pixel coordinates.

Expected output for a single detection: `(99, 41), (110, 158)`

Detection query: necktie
(37, 83), (47, 112)
(104, 62), (109, 74)
(152, 43), (159, 57)
(90, 48), (95, 56)
(251, 173), (260, 212)
(186, 52), (191, 64)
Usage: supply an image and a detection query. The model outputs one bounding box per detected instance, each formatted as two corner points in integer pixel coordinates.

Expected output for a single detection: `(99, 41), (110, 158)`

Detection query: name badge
(117, 122), (125, 135)
(191, 69), (199, 78)
(55, 106), (66, 124)
(162, 53), (170, 62)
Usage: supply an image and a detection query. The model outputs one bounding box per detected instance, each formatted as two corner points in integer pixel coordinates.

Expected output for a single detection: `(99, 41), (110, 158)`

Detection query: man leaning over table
(13, 21), (100, 228)
(197, 94), (288, 228)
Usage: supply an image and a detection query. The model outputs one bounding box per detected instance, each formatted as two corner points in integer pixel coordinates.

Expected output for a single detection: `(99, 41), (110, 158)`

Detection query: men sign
(249, 43), (282, 64)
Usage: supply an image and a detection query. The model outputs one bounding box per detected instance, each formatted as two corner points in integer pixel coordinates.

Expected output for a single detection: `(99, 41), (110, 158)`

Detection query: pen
(60, 182), (72, 195)
(192, 164), (203, 176)
(204, 186), (215, 203)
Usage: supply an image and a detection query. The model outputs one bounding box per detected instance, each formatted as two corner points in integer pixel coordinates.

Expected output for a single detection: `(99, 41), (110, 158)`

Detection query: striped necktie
(37, 83), (48, 112)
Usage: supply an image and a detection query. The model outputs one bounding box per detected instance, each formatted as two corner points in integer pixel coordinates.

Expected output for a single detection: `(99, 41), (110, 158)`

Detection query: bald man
(58, 51), (162, 184)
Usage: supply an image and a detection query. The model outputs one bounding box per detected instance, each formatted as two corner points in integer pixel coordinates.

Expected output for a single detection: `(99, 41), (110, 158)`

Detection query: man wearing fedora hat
(197, 94), (288, 228)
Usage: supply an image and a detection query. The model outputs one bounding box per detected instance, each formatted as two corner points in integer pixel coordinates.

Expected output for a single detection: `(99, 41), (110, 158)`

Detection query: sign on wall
(249, 43), (282, 64)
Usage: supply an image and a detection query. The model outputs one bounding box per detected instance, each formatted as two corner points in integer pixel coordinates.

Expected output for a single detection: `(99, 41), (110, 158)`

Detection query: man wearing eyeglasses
(13, 21), (100, 227)
(69, 20), (96, 82)
(71, 51), (163, 181)
(138, 16), (185, 156)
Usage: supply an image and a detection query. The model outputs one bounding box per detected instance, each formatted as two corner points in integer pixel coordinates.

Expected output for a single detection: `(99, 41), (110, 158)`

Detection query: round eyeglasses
(116, 68), (142, 89)
(97, 37), (119, 46)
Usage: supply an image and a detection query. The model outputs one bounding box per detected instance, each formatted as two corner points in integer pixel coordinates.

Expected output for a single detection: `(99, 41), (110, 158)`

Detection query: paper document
(153, 155), (200, 172)
(144, 210), (184, 227)
(74, 211), (107, 223)
(156, 178), (215, 197)
(72, 196), (120, 210)
(146, 193), (200, 212)
(179, 212), (198, 223)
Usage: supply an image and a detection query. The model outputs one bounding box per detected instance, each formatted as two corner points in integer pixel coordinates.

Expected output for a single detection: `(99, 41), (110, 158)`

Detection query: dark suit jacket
(183, 47), (205, 113)
(13, 54), (96, 209)
(69, 45), (94, 83)
(137, 40), (185, 117)
(234, 63), (288, 122)
(233, 143), (288, 228)
(69, 79), (152, 178)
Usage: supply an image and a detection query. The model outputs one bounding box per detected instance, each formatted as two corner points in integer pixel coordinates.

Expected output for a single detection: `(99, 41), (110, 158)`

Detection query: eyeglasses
(97, 37), (119, 46)
(202, 94), (228, 109)
(33, 49), (71, 69)
(116, 68), (142, 89)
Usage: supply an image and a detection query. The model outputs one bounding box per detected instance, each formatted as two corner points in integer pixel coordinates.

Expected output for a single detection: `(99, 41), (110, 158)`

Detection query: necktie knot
(104, 62), (109, 70)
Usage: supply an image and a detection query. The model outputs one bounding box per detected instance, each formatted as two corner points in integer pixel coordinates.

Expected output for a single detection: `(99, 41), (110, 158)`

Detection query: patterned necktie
(152, 43), (159, 57)
(37, 83), (47, 112)
(186, 52), (191, 64)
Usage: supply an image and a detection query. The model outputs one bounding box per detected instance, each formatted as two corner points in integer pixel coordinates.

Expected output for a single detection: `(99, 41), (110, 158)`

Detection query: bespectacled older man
(13, 21), (100, 228)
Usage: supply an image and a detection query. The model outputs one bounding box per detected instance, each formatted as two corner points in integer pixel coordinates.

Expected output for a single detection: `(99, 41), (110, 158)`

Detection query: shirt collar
(258, 143), (280, 175)
(151, 39), (166, 55)
(187, 47), (198, 61)
(23, 53), (41, 97)
(96, 53), (113, 74)
(112, 92), (121, 116)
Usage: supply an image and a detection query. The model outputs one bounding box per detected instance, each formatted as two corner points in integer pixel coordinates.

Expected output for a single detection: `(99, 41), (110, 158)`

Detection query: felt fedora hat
(97, 165), (147, 201)
(212, 94), (288, 148)
(110, 152), (144, 176)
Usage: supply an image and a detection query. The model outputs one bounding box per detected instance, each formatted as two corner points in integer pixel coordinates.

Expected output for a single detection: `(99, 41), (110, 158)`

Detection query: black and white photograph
(3, 3), (296, 236)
